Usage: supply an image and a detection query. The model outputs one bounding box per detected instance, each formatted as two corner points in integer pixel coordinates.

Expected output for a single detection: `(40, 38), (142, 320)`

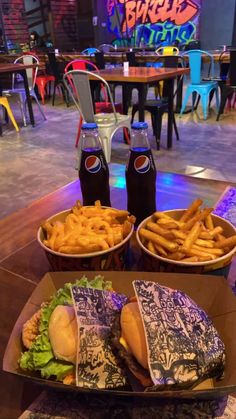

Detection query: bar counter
(0, 49), (230, 68)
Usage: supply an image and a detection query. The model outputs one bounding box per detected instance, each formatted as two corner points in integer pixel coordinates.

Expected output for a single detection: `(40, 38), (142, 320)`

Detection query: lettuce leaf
(19, 275), (112, 380)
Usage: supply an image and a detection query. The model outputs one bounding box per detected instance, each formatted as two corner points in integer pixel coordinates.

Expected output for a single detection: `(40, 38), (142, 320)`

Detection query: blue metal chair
(180, 50), (219, 120)
(81, 48), (100, 56)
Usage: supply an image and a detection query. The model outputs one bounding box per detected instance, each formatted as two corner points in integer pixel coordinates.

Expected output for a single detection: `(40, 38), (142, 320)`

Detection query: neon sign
(107, 0), (201, 46)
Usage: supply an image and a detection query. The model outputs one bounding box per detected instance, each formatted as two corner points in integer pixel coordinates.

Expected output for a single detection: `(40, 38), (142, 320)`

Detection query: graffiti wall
(107, 0), (202, 47)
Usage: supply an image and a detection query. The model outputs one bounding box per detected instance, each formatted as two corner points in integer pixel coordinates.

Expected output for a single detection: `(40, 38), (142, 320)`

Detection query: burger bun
(120, 302), (148, 369)
(48, 305), (77, 364)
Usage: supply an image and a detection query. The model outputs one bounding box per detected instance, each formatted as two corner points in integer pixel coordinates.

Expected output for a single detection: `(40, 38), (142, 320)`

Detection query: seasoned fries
(138, 199), (236, 263)
(41, 200), (135, 255)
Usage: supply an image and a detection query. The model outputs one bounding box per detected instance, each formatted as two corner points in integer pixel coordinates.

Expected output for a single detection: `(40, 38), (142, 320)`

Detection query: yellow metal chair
(154, 46), (180, 98)
(155, 46), (180, 56)
(0, 97), (19, 134)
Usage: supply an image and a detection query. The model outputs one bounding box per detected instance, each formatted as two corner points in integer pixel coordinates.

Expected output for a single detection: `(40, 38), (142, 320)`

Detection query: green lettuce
(19, 275), (112, 380)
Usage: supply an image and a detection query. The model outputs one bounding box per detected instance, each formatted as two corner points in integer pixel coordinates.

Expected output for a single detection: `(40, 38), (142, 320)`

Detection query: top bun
(48, 305), (77, 364)
(120, 302), (148, 369)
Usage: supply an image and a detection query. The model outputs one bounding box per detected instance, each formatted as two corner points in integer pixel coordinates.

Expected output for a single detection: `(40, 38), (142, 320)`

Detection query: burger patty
(111, 313), (153, 388)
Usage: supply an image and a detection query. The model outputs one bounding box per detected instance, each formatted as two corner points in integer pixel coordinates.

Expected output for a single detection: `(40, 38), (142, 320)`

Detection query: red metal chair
(29, 52), (55, 105)
(35, 73), (55, 105)
(64, 59), (129, 147)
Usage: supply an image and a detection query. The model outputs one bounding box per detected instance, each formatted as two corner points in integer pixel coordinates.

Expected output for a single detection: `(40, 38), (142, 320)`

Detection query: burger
(20, 277), (225, 392)
(20, 275), (114, 385)
(111, 280), (226, 391)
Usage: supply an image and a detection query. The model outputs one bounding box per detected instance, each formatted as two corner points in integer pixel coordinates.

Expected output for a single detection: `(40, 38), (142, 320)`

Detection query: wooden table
(0, 63), (36, 129)
(0, 167), (235, 417)
(92, 67), (189, 149)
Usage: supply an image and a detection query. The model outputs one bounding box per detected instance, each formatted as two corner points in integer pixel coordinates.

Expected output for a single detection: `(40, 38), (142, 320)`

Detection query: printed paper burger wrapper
(133, 280), (226, 390)
(71, 286), (128, 389)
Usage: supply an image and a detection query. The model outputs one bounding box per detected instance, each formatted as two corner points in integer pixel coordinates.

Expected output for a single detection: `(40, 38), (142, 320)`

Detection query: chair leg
(48, 81), (52, 99)
(216, 88), (231, 121)
(36, 81), (46, 105)
(19, 95), (27, 127)
(152, 111), (162, 150)
(32, 93), (47, 120)
(131, 106), (137, 123)
(2, 102), (19, 132)
(4, 106), (9, 123)
(214, 87), (220, 112)
(180, 88), (192, 116)
(201, 94), (208, 120)
(75, 116), (83, 148)
(151, 113), (155, 135)
(173, 114), (179, 141)
(61, 84), (69, 107)
(195, 94), (201, 110)
(192, 92), (198, 112)
(52, 83), (56, 106)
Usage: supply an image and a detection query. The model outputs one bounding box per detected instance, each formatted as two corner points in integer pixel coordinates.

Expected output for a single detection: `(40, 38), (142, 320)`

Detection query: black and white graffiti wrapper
(133, 280), (225, 389)
(71, 286), (128, 389)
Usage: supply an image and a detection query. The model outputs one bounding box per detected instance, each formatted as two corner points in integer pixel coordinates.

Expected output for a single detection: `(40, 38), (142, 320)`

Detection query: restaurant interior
(1, 0), (236, 418)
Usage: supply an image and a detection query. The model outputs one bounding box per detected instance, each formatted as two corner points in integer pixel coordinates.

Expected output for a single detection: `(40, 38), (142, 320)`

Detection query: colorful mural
(107, 0), (201, 47)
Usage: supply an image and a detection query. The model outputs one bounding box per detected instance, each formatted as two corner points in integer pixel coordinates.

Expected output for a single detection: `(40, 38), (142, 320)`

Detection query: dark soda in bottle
(125, 122), (156, 225)
(79, 122), (111, 206)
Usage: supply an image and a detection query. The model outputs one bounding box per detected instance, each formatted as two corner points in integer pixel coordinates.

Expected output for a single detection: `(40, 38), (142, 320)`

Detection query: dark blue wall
(199, 0), (236, 50)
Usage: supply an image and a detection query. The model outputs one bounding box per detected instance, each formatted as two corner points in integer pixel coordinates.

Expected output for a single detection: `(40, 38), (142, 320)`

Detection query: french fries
(41, 200), (136, 255)
(139, 199), (236, 263)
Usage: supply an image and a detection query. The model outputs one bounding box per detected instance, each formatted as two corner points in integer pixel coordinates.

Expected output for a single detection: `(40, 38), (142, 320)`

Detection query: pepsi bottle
(125, 122), (156, 225)
(79, 123), (111, 207)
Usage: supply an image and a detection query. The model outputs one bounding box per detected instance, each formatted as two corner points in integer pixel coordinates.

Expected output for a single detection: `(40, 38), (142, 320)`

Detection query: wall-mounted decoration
(107, 0), (202, 47)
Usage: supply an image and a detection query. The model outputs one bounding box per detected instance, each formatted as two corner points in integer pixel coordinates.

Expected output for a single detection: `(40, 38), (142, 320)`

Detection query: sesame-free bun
(48, 305), (77, 364)
(120, 302), (148, 369)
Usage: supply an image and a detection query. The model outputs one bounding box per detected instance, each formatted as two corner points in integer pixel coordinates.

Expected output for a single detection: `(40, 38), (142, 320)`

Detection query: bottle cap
(81, 122), (98, 130)
(131, 122), (148, 130)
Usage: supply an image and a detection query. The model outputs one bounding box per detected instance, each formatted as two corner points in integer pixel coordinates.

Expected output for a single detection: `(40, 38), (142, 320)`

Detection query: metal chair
(81, 48), (100, 56)
(0, 97), (19, 135)
(216, 50), (236, 120)
(131, 56), (184, 149)
(2, 54), (46, 126)
(98, 44), (116, 53)
(64, 59), (123, 147)
(63, 69), (131, 163)
(179, 50), (219, 120)
(47, 52), (70, 106)
(94, 52), (106, 69)
(155, 46), (179, 56)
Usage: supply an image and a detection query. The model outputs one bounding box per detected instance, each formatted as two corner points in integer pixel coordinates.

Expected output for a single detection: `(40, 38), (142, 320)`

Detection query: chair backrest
(156, 46), (179, 56)
(154, 55), (185, 97)
(64, 59), (99, 73)
(95, 52), (106, 69)
(63, 69), (118, 123)
(229, 50), (236, 86)
(13, 54), (39, 89)
(126, 51), (138, 67)
(218, 51), (230, 81)
(47, 52), (60, 79)
(182, 49), (214, 84)
(98, 44), (115, 53)
(154, 55), (184, 68)
(184, 40), (201, 51)
(81, 48), (100, 56)
(64, 60), (109, 103)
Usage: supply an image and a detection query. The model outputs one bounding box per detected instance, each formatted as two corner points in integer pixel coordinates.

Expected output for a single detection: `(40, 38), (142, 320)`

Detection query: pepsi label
(85, 155), (102, 173)
(134, 155), (150, 174)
